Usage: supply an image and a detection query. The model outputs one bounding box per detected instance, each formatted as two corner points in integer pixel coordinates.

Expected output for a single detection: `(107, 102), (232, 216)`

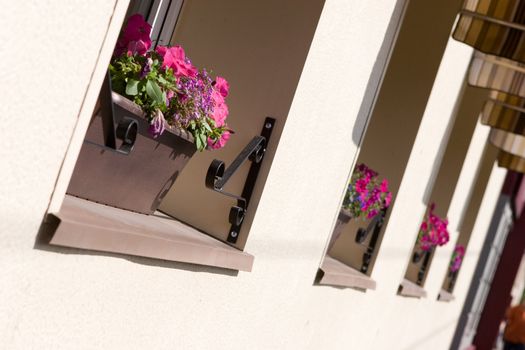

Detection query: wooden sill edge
(437, 289), (455, 302)
(398, 278), (427, 298)
(46, 195), (253, 272)
(318, 256), (376, 290)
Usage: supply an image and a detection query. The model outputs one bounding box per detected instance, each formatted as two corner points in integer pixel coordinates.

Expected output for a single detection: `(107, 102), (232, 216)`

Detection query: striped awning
(451, 1), (525, 172)
(481, 91), (525, 134)
(453, 0), (525, 64)
(498, 149), (525, 172)
(468, 51), (525, 96)
(490, 128), (525, 157)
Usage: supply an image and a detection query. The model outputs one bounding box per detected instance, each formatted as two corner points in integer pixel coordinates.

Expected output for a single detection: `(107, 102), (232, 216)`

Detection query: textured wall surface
(0, 0), (505, 349)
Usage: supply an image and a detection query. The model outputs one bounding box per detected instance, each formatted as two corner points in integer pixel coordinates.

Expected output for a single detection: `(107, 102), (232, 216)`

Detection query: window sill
(318, 256), (376, 290)
(45, 195), (254, 272)
(398, 278), (427, 298)
(437, 289), (455, 302)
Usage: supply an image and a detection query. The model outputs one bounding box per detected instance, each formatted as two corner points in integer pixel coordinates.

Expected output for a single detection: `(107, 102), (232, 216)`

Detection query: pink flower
(210, 90), (229, 127)
(208, 131), (231, 149)
(156, 45), (197, 78)
(115, 14), (152, 57)
(214, 76), (229, 98)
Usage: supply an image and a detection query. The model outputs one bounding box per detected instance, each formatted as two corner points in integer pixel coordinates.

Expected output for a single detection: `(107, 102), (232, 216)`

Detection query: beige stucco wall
(0, 1), (507, 349)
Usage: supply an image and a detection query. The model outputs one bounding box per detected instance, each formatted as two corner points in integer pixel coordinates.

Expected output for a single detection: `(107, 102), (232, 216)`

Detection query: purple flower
(450, 245), (465, 272)
(140, 58), (153, 79)
(149, 110), (167, 138)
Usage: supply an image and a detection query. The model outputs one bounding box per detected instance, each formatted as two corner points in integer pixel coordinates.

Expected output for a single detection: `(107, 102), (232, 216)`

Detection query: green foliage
(109, 54), (177, 114)
(109, 51), (230, 152)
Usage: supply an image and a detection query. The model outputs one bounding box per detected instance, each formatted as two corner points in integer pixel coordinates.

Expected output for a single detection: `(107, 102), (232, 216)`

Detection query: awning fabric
(452, 2), (525, 172)
(490, 128), (525, 157)
(468, 51), (525, 97)
(453, 0), (525, 64)
(481, 91), (525, 134)
(498, 149), (525, 172)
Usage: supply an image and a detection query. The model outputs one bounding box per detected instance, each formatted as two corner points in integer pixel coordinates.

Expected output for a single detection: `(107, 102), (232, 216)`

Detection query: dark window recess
(318, 208), (388, 290)
(398, 243), (434, 298)
(447, 269), (459, 292)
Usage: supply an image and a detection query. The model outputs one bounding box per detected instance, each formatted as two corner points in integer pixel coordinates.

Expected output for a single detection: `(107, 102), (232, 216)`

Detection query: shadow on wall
(420, 84), (466, 207)
(351, 0), (408, 146)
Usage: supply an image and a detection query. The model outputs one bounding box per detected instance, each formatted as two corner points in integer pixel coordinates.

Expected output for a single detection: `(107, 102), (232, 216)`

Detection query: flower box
(66, 91), (196, 215)
(328, 163), (391, 251)
(67, 14), (232, 215)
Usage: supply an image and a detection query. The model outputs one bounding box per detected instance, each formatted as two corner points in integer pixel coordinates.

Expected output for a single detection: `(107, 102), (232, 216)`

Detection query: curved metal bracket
(447, 269), (459, 292)
(415, 248), (433, 286)
(206, 117), (275, 243)
(85, 71), (138, 155)
(355, 208), (387, 274)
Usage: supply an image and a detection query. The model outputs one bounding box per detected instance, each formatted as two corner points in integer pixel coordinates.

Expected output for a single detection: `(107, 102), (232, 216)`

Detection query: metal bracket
(85, 71), (139, 155)
(447, 269), (458, 292)
(205, 117), (276, 243)
(415, 248), (433, 286)
(355, 208), (387, 274)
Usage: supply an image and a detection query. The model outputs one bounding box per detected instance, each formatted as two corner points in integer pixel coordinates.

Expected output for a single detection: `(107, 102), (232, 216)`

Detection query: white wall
(0, 1), (507, 349)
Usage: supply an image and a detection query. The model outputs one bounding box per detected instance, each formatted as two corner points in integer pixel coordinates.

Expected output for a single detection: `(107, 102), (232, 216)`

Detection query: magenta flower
(114, 14), (151, 57)
(385, 192), (392, 207)
(367, 209), (379, 219)
(342, 163), (392, 220)
(214, 76), (230, 98)
(126, 40), (149, 56)
(417, 203), (450, 251)
(210, 90), (229, 127)
(208, 130), (231, 149)
(380, 179), (389, 193)
(355, 179), (369, 195)
(156, 45), (197, 78)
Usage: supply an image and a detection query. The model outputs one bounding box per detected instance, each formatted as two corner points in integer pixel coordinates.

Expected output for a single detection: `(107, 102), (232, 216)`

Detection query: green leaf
(146, 80), (165, 105)
(195, 132), (203, 151)
(158, 75), (168, 85)
(125, 79), (139, 96)
(202, 120), (212, 133)
(198, 133), (207, 151)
